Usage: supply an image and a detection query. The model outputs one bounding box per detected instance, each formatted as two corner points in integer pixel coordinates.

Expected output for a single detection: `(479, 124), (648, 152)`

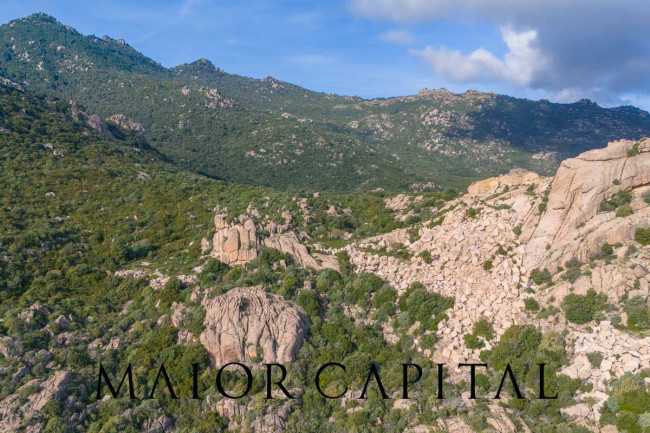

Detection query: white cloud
(349, 0), (650, 109)
(410, 27), (548, 86)
(379, 29), (415, 46)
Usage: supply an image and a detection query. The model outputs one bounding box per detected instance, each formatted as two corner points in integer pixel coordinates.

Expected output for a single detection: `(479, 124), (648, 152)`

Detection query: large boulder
(211, 215), (259, 265)
(200, 286), (309, 366)
(468, 168), (540, 197)
(263, 232), (339, 271)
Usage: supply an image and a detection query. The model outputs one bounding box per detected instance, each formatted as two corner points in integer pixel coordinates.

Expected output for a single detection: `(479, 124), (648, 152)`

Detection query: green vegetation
(530, 268), (553, 285)
(524, 298), (540, 312)
(463, 319), (494, 350)
(627, 142), (640, 157)
(2, 14), (649, 193)
(624, 296), (650, 329)
(562, 258), (583, 284)
(465, 207), (482, 219)
(635, 228), (650, 246)
(396, 283), (454, 333)
(561, 290), (608, 324)
(600, 373), (650, 432)
(418, 250), (432, 264)
(600, 189), (633, 213)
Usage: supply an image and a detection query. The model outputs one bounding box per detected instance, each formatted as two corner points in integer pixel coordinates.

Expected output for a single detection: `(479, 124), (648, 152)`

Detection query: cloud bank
(351, 0), (650, 107)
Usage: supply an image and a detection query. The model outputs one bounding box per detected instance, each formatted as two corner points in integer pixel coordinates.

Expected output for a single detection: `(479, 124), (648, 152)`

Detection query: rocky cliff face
(199, 286), (309, 366)
(523, 138), (650, 270)
(211, 214), (259, 265)
(344, 138), (650, 427)
(108, 114), (146, 136)
(209, 213), (339, 271)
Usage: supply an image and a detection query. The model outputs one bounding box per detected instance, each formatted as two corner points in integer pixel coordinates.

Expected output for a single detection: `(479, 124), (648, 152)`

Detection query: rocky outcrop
(210, 212), (339, 271)
(0, 370), (72, 432)
(211, 214), (259, 265)
(199, 286), (309, 366)
(345, 138), (650, 395)
(70, 101), (114, 139)
(108, 114), (146, 136)
(468, 168), (540, 197)
(263, 232), (339, 271)
(523, 138), (650, 270)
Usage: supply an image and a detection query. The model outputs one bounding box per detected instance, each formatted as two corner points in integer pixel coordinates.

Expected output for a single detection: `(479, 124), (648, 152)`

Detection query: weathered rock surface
(468, 168), (540, 197)
(523, 138), (650, 270)
(0, 370), (72, 432)
(70, 101), (114, 139)
(211, 214), (259, 265)
(263, 231), (339, 270)
(200, 286), (309, 365)
(210, 212), (339, 271)
(108, 114), (146, 136)
(345, 137), (650, 409)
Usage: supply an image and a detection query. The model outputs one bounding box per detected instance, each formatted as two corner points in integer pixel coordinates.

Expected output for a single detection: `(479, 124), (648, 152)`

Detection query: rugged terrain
(2, 12), (650, 433)
(1, 14), (650, 191)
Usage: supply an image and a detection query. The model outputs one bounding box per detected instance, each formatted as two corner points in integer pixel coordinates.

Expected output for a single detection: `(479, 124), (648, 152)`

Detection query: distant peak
(416, 87), (451, 97)
(100, 35), (127, 46)
(20, 13), (62, 25)
(174, 58), (223, 74)
(576, 98), (598, 106)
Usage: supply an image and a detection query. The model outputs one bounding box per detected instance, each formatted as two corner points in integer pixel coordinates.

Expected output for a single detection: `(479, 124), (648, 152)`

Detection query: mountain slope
(2, 13), (650, 192)
(0, 14), (416, 191)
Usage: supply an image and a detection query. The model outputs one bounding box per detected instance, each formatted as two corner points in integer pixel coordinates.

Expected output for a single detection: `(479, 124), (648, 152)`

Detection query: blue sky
(1, 0), (649, 110)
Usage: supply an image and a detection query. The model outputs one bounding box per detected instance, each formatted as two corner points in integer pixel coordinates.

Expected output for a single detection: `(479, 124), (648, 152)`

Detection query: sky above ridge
(1, 0), (649, 110)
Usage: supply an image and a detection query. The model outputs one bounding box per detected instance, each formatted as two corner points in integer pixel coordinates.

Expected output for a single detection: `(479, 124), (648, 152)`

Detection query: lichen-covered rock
(200, 286), (309, 365)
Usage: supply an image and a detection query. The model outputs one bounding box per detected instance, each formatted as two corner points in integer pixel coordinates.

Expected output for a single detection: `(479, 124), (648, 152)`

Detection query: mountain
(2, 47), (650, 431)
(2, 78), (649, 431)
(2, 13), (650, 191)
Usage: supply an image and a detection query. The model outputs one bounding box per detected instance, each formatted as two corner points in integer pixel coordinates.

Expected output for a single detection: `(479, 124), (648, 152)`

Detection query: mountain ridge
(2, 12), (650, 192)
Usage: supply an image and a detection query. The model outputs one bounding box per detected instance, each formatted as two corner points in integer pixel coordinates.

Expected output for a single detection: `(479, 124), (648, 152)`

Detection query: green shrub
(373, 285), (398, 316)
(643, 191), (650, 204)
(465, 207), (481, 219)
(483, 260), (493, 271)
(561, 290), (608, 324)
(587, 352), (604, 368)
(601, 243), (614, 256)
(625, 296), (650, 329)
(616, 204), (633, 217)
(600, 190), (633, 212)
(627, 142), (640, 157)
(473, 319), (494, 341)
(626, 245), (639, 257)
(530, 268), (552, 285)
(419, 250), (432, 264)
(398, 283), (454, 331)
(512, 225), (522, 236)
(616, 411), (641, 433)
(463, 333), (484, 350)
(524, 298), (540, 312)
(635, 228), (650, 246)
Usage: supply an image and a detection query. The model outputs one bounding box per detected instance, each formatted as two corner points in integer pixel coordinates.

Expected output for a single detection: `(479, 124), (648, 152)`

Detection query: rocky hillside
(2, 13), (650, 191)
(344, 138), (650, 431)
